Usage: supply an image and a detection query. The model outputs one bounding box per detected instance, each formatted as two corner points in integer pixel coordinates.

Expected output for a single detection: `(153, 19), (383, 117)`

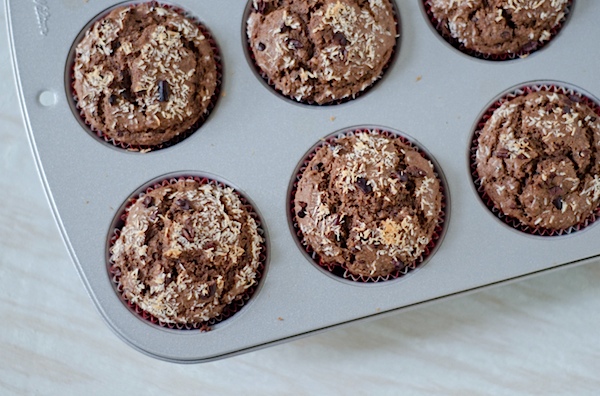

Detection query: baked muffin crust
(111, 180), (263, 325)
(294, 132), (442, 278)
(428, 0), (569, 56)
(247, 0), (397, 104)
(74, 4), (218, 147)
(476, 91), (600, 230)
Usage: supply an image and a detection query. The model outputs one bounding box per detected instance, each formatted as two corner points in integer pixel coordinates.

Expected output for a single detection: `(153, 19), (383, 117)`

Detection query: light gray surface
(6, 0), (600, 362)
(3, 5), (600, 395)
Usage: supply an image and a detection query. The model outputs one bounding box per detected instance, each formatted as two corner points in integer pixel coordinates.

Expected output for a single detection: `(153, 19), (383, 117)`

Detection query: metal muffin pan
(6, 0), (600, 363)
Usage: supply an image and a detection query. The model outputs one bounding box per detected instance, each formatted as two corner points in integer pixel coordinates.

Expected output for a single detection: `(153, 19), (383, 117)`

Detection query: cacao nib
(552, 197), (563, 210)
(158, 80), (170, 102)
(333, 32), (348, 46)
(356, 177), (372, 193)
(175, 198), (190, 211)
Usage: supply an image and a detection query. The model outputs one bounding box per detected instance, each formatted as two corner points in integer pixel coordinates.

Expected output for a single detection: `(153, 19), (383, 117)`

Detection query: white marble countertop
(2, 6), (600, 395)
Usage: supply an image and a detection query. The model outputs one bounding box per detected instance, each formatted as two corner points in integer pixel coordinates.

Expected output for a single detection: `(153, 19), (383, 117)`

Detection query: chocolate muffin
(294, 131), (443, 279)
(427, 0), (570, 57)
(73, 3), (219, 147)
(247, 0), (397, 104)
(110, 179), (264, 326)
(475, 90), (600, 232)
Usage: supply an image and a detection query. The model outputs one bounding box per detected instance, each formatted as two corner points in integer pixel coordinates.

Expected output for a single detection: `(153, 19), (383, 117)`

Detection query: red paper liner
(289, 127), (447, 283)
(70, 1), (223, 152)
(470, 83), (600, 236)
(108, 175), (268, 331)
(243, 1), (400, 106)
(422, 0), (573, 61)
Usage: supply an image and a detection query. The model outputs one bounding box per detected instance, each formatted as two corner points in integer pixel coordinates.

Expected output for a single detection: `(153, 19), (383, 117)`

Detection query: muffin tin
(6, 0), (600, 363)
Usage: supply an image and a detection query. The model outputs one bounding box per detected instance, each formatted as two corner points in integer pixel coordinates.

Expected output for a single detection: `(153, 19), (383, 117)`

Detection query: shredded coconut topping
(295, 131), (442, 278)
(73, 4), (218, 147)
(111, 180), (263, 325)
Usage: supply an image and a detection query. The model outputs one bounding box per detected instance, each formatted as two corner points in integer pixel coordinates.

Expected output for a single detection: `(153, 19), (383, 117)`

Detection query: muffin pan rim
(7, 0), (600, 362)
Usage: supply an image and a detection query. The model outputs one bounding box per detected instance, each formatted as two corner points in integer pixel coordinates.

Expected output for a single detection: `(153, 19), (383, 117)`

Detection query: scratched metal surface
(6, 0), (600, 362)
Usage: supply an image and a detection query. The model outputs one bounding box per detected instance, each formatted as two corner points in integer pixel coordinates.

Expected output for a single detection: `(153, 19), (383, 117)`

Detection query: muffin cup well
(470, 83), (600, 236)
(108, 174), (268, 331)
(68, 1), (223, 152)
(422, 0), (573, 61)
(289, 127), (448, 283)
(243, 0), (400, 106)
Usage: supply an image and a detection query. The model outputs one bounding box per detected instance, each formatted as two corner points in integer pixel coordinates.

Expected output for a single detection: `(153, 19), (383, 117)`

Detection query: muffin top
(111, 180), (263, 325)
(294, 132), (442, 278)
(476, 91), (600, 231)
(428, 0), (569, 56)
(74, 3), (218, 147)
(247, 0), (397, 104)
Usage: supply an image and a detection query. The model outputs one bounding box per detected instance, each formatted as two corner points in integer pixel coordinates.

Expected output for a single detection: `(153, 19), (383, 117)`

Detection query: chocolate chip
(109, 94), (117, 105)
(563, 105), (571, 114)
(495, 148), (509, 158)
(112, 40), (121, 52)
(393, 259), (405, 272)
(501, 31), (511, 39)
(568, 94), (581, 103)
(333, 32), (348, 46)
(120, 70), (133, 102)
(254, 0), (266, 13)
(312, 162), (324, 171)
(552, 197), (563, 210)
(203, 242), (216, 251)
(516, 153), (527, 160)
(158, 80), (169, 102)
(143, 195), (153, 207)
(521, 41), (538, 53)
(590, 116), (597, 122)
(201, 282), (216, 300)
(287, 39), (303, 50)
(280, 24), (291, 34)
(356, 177), (372, 194)
(182, 226), (194, 243)
(549, 186), (563, 197)
(406, 166), (427, 177)
(121, 89), (132, 102)
(257, 42), (266, 51)
(297, 201), (308, 218)
(395, 171), (409, 183)
(175, 198), (190, 211)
